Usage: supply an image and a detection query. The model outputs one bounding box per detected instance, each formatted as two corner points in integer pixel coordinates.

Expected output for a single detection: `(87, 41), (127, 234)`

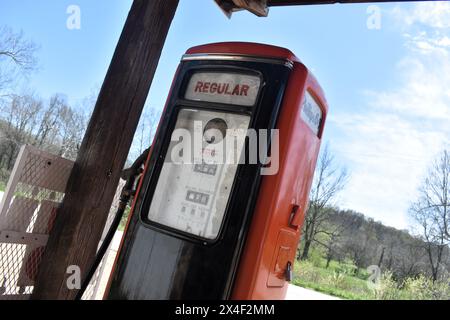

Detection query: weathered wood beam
(267, 0), (429, 6)
(217, 0), (429, 17)
(215, 0), (269, 17)
(32, 0), (179, 300)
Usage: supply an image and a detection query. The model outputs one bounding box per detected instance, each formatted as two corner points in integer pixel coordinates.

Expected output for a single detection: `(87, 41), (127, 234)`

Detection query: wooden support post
(32, 0), (179, 300)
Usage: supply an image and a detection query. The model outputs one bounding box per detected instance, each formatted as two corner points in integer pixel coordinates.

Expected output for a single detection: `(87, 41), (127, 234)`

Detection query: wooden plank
(17, 145), (74, 192)
(31, 0), (179, 300)
(0, 230), (48, 246)
(0, 146), (27, 221)
(216, 0), (415, 18)
(267, 0), (425, 5)
(0, 294), (32, 300)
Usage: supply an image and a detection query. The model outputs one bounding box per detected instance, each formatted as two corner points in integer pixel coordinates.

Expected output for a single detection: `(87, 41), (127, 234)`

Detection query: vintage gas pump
(105, 42), (328, 300)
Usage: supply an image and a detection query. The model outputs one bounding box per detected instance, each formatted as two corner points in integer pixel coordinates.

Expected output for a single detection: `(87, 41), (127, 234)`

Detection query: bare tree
(137, 107), (160, 155)
(343, 217), (379, 274)
(0, 93), (42, 169)
(321, 226), (345, 268)
(57, 104), (87, 159)
(395, 240), (427, 280)
(409, 150), (450, 281)
(320, 210), (360, 268)
(0, 25), (38, 92)
(34, 94), (65, 148)
(128, 106), (160, 163)
(299, 144), (349, 260)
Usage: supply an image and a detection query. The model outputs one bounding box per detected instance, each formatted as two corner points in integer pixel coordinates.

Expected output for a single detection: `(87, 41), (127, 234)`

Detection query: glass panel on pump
(147, 108), (250, 240)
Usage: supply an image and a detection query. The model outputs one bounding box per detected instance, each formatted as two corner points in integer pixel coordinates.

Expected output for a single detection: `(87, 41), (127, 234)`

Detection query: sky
(0, 0), (449, 230)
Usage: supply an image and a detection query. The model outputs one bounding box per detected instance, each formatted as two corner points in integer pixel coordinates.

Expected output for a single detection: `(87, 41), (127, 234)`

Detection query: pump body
(105, 42), (328, 300)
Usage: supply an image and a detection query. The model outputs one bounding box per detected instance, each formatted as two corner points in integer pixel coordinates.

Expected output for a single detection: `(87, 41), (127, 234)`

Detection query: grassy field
(292, 257), (374, 300)
(292, 255), (450, 300)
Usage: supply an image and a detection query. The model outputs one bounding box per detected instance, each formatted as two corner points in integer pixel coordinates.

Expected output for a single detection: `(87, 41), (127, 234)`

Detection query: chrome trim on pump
(182, 53), (294, 68)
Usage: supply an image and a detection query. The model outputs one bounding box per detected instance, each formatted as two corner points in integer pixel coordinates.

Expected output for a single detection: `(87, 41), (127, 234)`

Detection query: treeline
(298, 143), (450, 288)
(0, 93), (88, 182)
(0, 91), (161, 186)
(301, 208), (450, 282)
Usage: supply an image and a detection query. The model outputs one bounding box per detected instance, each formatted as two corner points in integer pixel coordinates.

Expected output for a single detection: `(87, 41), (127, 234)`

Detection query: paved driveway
(286, 284), (340, 300)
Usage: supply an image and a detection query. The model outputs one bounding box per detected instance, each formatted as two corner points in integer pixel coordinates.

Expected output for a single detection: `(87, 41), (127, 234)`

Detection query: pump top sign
(185, 72), (261, 106)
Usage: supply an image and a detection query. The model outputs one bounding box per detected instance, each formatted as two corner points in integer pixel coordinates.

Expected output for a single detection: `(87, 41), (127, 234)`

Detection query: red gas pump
(105, 42), (328, 300)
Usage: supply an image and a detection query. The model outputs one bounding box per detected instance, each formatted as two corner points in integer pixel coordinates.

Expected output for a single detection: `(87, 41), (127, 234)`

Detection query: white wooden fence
(0, 145), (124, 300)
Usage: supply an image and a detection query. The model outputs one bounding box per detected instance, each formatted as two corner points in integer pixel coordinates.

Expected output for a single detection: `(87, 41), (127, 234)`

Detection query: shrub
(335, 261), (357, 276)
(373, 272), (402, 300)
(308, 248), (324, 268)
(295, 260), (319, 283)
(402, 275), (450, 300)
(294, 257), (450, 300)
(327, 271), (346, 289)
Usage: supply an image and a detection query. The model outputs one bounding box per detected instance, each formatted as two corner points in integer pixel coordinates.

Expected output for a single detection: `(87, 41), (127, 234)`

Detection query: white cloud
(364, 54), (450, 120)
(391, 2), (450, 29)
(328, 2), (450, 229)
(330, 112), (448, 229)
(403, 31), (450, 55)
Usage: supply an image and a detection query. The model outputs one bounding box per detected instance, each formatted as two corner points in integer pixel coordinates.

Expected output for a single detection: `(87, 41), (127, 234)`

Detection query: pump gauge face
(203, 118), (227, 144)
(147, 109), (250, 240)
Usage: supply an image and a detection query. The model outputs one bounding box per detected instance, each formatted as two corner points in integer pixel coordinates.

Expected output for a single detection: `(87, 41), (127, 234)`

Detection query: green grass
(0, 181), (5, 192)
(292, 259), (375, 300)
(118, 206), (131, 231)
(292, 255), (450, 300)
